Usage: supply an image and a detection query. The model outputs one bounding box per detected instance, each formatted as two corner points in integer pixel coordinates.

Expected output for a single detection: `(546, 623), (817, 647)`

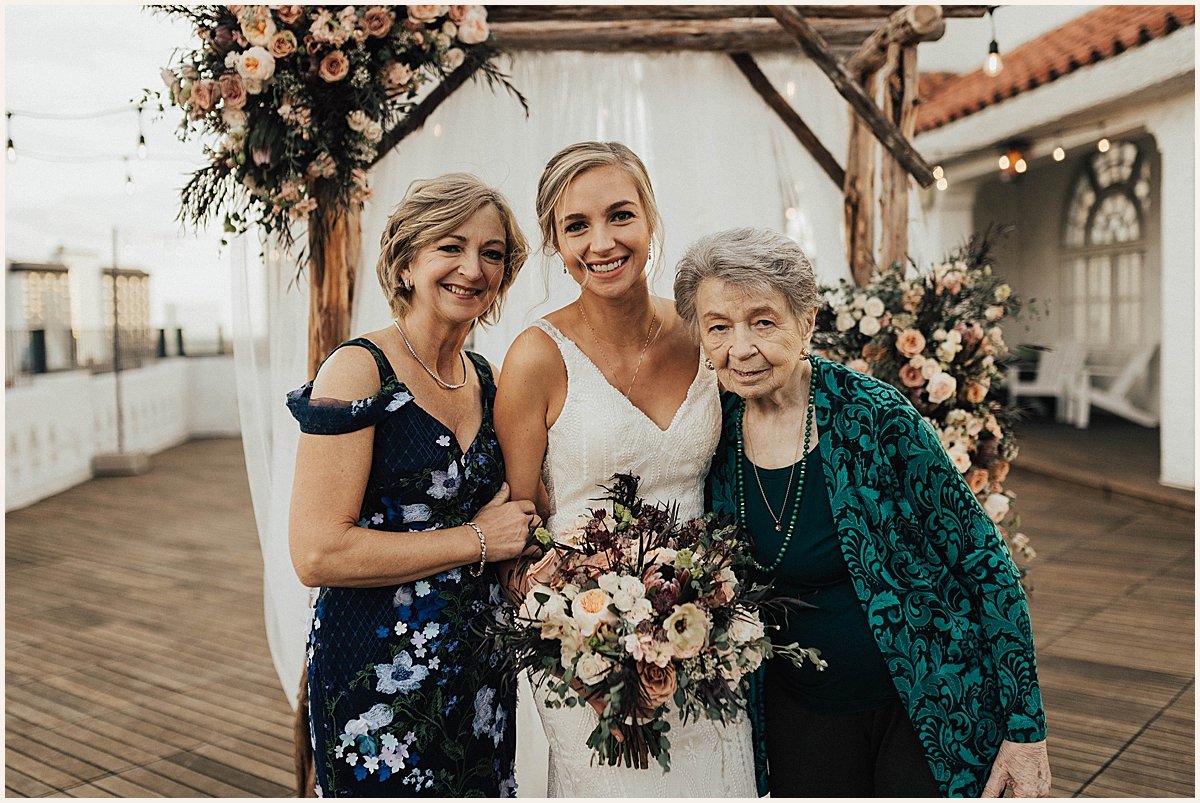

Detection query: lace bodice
(535, 319), (721, 536)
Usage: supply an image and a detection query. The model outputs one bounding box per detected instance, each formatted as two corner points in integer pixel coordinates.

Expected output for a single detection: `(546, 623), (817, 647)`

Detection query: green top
(741, 443), (897, 714)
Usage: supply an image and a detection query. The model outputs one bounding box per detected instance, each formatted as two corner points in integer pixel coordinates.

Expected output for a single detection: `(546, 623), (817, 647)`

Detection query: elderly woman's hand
(981, 739), (1051, 797)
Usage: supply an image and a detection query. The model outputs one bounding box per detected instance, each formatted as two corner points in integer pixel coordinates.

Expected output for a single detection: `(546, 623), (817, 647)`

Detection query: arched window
(1061, 141), (1152, 345)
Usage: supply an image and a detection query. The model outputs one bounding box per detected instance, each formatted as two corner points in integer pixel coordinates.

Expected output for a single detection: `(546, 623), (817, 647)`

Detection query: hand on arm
(288, 346), (538, 588)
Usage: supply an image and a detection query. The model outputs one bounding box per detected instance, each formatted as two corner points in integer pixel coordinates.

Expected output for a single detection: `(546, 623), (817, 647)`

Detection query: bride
(494, 141), (756, 797)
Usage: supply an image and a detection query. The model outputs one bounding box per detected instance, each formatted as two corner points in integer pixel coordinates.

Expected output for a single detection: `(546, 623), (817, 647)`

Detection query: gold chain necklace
(746, 410), (806, 532)
(392, 319), (467, 390)
(576, 300), (659, 397)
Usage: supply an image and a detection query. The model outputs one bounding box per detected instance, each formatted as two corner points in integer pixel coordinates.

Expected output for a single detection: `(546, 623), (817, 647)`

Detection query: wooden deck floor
(6, 438), (1194, 797)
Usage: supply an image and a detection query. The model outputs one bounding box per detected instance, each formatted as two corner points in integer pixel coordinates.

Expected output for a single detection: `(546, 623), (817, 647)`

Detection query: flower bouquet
(484, 474), (825, 772)
(811, 227), (1038, 580)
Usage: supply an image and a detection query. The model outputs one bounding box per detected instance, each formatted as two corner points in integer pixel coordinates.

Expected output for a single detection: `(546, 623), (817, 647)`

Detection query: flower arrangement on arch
(154, 5), (521, 254)
(812, 230), (1038, 580)
(481, 474), (824, 772)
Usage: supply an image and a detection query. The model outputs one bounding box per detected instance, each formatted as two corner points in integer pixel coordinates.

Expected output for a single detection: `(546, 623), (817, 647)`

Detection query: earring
(800, 347), (811, 359)
(647, 241), (655, 266)
(704, 357), (715, 371)
(401, 277), (412, 291)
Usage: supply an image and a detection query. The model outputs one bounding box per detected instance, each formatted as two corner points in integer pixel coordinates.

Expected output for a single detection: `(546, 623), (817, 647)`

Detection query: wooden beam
(879, 43), (920, 270)
(489, 19), (890, 52)
(487, 5), (988, 22)
(844, 71), (878, 286)
(729, 53), (844, 188)
(767, 5), (936, 187)
(371, 57), (487, 167)
(845, 5), (945, 76)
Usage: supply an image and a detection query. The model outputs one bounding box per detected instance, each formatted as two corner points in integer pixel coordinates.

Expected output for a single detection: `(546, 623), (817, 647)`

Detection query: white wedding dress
(518, 319), (757, 798)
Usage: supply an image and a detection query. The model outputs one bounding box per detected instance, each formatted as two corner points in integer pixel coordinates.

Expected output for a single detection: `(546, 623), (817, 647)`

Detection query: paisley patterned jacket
(709, 356), (1046, 798)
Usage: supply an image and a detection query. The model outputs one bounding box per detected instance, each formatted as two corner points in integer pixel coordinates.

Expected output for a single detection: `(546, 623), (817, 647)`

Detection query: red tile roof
(915, 5), (1195, 133)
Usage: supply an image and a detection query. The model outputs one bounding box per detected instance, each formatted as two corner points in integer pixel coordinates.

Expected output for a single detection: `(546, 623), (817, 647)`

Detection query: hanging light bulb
(1052, 145), (1066, 162)
(137, 134), (147, 160)
(936, 177), (949, 191)
(6, 138), (15, 163)
(998, 154), (1011, 171)
(932, 165), (944, 180)
(984, 8), (1003, 77)
(1097, 137), (1111, 153)
(1014, 158), (1028, 174)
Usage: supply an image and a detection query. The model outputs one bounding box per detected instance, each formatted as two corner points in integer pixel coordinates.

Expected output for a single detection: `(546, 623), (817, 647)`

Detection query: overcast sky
(3, 3), (1094, 330)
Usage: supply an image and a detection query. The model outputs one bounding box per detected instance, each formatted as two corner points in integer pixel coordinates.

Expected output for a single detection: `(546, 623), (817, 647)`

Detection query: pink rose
(269, 30), (297, 58)
(189, 79), (220, 113)
(926, 372), (957, 404)
(318, 50), (350, 82)
(894, 328), (926, 358)
(363, 6), (395, 37)
(847, 358), (870, 374)
(966, 468), (989, 493)
(524, 550), (562, 587)
(218, 72), (247, 110)
(275, 5), (304, 25)
(637, 661), (677, 710)
(456, 7), (488, 44)
(989, 458), (1010, 483)
(448, 5), (469, 23)
(939, 270), (964, 295)
(899, 362), (926, 388)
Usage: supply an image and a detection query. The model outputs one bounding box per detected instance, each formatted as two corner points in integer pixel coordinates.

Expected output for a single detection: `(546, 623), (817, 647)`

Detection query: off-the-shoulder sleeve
(285, 377), (411, 435)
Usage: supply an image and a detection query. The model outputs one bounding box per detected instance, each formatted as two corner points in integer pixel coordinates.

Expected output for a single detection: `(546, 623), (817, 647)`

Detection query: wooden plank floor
(6, 438), (1195, 797)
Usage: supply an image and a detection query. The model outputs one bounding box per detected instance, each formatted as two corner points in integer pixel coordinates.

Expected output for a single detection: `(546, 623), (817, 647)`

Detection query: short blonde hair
(376, 173), (529, 325)
(535, 141), (665, 260)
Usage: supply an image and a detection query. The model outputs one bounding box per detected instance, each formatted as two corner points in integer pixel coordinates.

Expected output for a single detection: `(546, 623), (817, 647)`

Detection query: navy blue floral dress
(287, 338), (517, 798)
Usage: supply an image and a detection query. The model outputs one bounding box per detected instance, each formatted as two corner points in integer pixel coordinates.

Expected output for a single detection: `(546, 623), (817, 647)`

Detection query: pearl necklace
(735, 356), (816, 573)
(392, 319), (467, 390)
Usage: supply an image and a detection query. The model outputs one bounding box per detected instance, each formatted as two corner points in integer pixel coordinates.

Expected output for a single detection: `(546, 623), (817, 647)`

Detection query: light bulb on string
(137, 134), (147, 160)
(984, 7), (1003, 77)
(932, 165), (944, 180)
(936, 177), (949, 191)
(1097, 137), (1111, 153)
(998, 154), (1010, 171)
(1014, 158), (1027, 174)
(6, 138), (15, 163)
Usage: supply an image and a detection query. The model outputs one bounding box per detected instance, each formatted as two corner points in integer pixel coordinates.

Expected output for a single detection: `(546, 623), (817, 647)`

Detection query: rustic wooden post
(879, 42), (919, 270)
(843, 69), (877, 287)
(306, 201), (362, 378)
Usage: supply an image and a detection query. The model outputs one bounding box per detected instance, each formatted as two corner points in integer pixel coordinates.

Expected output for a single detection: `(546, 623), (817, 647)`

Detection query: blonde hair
(535, 141), (665, 265)
(376, 173), (529, 326)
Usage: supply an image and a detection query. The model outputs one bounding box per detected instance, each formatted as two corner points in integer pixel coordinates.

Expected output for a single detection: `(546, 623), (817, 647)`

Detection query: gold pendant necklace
(576, 300), (660, 397)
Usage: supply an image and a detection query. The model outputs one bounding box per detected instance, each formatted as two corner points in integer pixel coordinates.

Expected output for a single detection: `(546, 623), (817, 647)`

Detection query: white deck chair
(1075, 343), (1160, 429)
(1007, 341), (1089, 424)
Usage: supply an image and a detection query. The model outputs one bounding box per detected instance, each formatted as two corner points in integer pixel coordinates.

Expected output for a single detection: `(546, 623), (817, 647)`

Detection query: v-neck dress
(527, 320), (756, 797)
(287, 338), (516, 798)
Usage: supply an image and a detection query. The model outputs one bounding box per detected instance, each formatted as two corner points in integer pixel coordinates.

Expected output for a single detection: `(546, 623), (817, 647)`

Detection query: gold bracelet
(466, 522), (487, 577)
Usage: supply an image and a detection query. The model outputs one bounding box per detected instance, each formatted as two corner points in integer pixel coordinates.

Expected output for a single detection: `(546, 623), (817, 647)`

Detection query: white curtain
(234, 49), (890, 793)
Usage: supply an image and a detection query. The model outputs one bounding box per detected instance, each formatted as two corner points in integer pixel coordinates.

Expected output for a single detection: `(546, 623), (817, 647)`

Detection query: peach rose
(268, 30), (297, 58)
(989, 458), (1010, 483)
(637, 660), (677, 710)
(381, 60), (414, 92)
(363, 6), (396, 37)
(926, 371), (957, 404)
(966, 468), (989, 493)
(218, 72), (247, 110)
(895, 328), (926, 358)
(189, 79), (219, 113)
(524, 549), (562, 587)
(441, 47), (465, 70)
(901, 286), (925, 312)
(275, 5), (304, 24)
(863, 342), (887, 363)
(319, 49), (350, 82)
(240, 9), (276, 46)
(456, 6), (489, 44)
(899, 362), (926, 388)
(448, 4), (469, 23)
(408, 5), (449, 23)
(847, 358), (870, 374)
(964, 381), (989, 404)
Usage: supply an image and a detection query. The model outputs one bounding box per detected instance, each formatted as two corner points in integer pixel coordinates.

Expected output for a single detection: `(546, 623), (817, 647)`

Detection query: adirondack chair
(1007, 341), (1089, 424)
(1075, 343), (1160, 429)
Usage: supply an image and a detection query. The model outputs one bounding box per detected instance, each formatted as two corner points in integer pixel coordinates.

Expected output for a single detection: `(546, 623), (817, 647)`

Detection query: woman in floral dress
(288, 174), (537, 796)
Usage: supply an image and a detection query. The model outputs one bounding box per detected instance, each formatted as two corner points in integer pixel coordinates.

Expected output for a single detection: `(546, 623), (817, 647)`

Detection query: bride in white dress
(495, 142), (756, 797)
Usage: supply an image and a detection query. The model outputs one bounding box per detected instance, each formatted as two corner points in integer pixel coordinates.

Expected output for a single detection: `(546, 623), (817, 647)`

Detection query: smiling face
(554, 165), (651, 297)
(402, 203), (507, 327)
(694, 277), (816, 401)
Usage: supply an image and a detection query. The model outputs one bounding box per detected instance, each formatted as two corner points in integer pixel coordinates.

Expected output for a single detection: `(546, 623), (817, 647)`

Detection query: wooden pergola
(308, 4), (988, 375)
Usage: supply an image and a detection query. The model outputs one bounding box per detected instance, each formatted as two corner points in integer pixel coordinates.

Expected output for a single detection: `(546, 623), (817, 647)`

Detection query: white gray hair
(673, 227), (819, 329)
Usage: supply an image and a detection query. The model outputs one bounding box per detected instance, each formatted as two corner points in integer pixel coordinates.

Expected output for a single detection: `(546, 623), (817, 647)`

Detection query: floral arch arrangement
(813, 230), (1038, 584)
(155, 5), (523, 370)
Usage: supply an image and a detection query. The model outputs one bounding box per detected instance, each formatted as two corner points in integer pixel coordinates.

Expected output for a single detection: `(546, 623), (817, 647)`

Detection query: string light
(1097, 137), (1111, 153)
(984, 7), (1003, 77)
(998, 154), (1010, 170)
(932, 165), (944, 180)
(136, 104), (147, 160)
(5, 112), (13, 163)
(1052, 146), (1066, 161)
(124, 157), (135, 196)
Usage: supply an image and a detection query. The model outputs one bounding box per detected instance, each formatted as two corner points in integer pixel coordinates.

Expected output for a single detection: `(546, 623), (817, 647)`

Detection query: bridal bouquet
(486, 475), (824, 772)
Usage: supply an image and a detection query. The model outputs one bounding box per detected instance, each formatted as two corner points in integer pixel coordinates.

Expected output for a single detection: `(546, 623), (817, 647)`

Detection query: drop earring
(704, 357), (715, 371)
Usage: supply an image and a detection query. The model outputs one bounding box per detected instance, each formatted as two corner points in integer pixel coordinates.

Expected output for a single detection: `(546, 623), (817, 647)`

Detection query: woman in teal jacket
(674, 227), (1050, 797)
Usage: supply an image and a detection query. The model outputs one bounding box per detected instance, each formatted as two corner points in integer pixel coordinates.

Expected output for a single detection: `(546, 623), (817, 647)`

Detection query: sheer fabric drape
(232, 49), (933, 793)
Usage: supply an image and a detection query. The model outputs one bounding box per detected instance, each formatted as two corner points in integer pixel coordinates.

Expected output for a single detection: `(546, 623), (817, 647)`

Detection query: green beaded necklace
(735, 357), (817, 573)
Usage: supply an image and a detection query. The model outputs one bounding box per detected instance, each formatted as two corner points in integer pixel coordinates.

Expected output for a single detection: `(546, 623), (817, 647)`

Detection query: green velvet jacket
(708, 356), (1046, 798)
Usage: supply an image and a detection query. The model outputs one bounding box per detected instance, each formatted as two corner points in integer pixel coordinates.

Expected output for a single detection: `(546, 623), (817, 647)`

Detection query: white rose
(456, 5), (489, 44)
(836, 311), (857, 332)
(574, 651), (612, 686)
(519, 584), (567, 622)
(625, 597), (654, 624)
(571, 588), (617, 637)
(727, 613), (765, 645)
(948, 445), (972, 473)
(926, 371), (958, 404)
(863, 296), (885, 317)
(440, 46), (465, 71)
(852, 293), (867, 310)
(921, 359), (940, 380)
(364, 122), (383, 143)
(346, 110), (370, 132)
(236, 46), (276, 82)
(983, 493), (1011, 523)
(858, 315), (881, 336)
(618, 575), (645, 597)
(597, 572), (620, 594)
